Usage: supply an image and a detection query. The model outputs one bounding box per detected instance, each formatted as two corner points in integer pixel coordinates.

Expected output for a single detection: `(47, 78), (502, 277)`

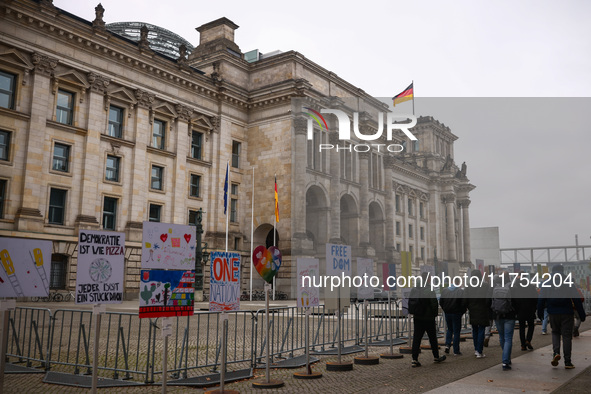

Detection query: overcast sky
(56, 0), (591, 248)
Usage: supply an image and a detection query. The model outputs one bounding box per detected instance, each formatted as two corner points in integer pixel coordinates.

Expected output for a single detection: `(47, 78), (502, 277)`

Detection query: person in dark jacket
(490, 273), (517, 370)
(537, 264), (586, 369)
(440, 285), (466, 355)
(513, 274), (538, 351)
(408, 272), (446, 367)
(463, 270), (491, 358)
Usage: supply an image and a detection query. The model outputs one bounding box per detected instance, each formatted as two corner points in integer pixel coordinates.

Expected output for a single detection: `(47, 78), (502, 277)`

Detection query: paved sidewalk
(428, 330), (591, 393)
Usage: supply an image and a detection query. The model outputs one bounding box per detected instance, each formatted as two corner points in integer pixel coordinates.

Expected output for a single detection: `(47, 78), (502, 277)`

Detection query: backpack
(491, 286), (513, 315)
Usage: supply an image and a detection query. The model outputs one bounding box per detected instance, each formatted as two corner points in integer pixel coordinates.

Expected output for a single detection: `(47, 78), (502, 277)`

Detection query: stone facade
(0, 1), (474, 298)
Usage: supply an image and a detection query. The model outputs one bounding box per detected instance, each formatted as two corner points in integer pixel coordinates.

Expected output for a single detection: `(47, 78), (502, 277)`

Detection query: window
(395, 221), (401, 236)
(395, 195), (400, 213)
(108, 105), (123, 138)
(420, 226), (425, 241)
(230, 183), (238, 223)
(0, 179), (6, 218)
(396, 243), (401, 252)
(409, 245), (414, 261)
(105, 155), (120, 182)
(188, 209), (199, 226)
(231, 141), (241, 168)
(413, 140), (419, 152)
(421, 247), (425, 260)
(152, 119), (165, 149)
(102, 197), (117, 230)
(49, 255), (68, 290)
(0, 130), (9, 161)
(234, 237), (240, 250)
(48, 188), (67, 225)
(151, 165), (163, 190)
(0, 71), (16, 110)
(56, 89), (74, 125)
(149, 204), (161, 222)
(191, 131), (203, 159)
(52, 143), (70, 172)
(189, 174), (201, 197)
(408, 224), (413, 238)
(419, 202), (424, 219)
(408, 198), (413, 215)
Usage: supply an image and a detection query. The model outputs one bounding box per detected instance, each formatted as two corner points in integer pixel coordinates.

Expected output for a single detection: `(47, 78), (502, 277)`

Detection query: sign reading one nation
(141, 222), (196, 270)
(209, 251), (241, 312)
(0, 237), (51, 298)
(297, 257), (320, 308)
(76, 230), (125, 304)
(139, 270), (195, 318)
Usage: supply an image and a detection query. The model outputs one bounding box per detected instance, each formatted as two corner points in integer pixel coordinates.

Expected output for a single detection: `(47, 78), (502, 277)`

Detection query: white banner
(356, 258), (374, 300)
(76, 230), (125, 304)
(0, 237), (51, 297)
(297, 258), (320, 308)
(141, 222), (196, 270)
(325, 243), (351, 309)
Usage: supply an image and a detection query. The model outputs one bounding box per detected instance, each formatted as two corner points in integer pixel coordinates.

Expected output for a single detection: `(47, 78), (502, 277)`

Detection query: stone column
(15, 54), (58, 232)
(293, 117), (308, 237)
(460, 199), (472, 265)
(358, 151), (370, 247)
(328, 132), (341, 243)
(443, 194), (457, 262)
(75, 73), (111, 231)
(172, 104), (192, 223)
(383, 156), (396, 263)
(125, 89), (154, 241)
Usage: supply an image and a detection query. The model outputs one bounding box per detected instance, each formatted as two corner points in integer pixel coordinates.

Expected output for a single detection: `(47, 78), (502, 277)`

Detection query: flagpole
(250, 167), (255, 301)
(412, 80), (415, 116)
(273, 173), (277, 301)
(225, 161), (229, 253)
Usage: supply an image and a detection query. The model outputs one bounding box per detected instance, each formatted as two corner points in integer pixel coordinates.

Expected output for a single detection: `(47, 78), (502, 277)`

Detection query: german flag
(393, 83), (413, 106)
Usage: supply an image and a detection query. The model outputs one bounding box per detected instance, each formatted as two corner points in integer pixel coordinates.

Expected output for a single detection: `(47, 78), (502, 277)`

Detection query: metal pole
(162, 335), (168, 394)
(305, 309), (310, 371)
(337, 289), (342, 364)
(364, 300), (369, 358)
(388, 293), (393, 354)
(250, 167), (255, 301)
(92, 306), (102, 394)
(0, 309), (10, 394)
(220, 314), (227, 391)
(265, 283), (271, 383)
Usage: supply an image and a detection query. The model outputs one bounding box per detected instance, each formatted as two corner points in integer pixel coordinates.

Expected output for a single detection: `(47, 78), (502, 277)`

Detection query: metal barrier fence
(3, 301), (484, 385)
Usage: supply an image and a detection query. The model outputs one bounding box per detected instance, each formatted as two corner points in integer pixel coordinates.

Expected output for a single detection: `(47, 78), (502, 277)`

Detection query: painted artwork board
(0, 237), (52, 298)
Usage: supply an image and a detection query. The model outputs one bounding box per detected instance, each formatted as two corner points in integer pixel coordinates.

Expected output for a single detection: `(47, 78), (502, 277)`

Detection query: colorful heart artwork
(252, 245), (282, 283)
(160, 234), (168, 243)
(184, 234), (191, 243)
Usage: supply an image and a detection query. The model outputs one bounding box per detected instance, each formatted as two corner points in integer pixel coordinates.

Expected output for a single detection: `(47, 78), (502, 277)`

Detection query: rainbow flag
(393, 82), (413, 106)
(274, 176), (279, 222)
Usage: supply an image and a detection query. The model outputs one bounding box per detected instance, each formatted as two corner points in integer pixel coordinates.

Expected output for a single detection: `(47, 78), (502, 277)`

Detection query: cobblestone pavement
(2, 319), (589, 393)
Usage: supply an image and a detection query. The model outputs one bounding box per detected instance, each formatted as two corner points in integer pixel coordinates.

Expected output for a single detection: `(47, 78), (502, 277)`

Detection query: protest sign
(325, 243), (351, 309)
(297, 258), (320, 308)
(381, 263), (397, 292)
(139, 270), (194, 318)
(357, 258), (374, 299)
(209, 251), (241, 312)
(76, 230), (125, 304)
(141, 222), (196, 270)
(0, 237), (51, 297)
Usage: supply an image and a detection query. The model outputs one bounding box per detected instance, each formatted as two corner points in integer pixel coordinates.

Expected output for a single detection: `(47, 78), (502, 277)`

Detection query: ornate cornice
(175, 103), (194, 122)
(134, 89), (155, 109)
(31, 52), (57, 76)
(87, 72), (110, 93)
(458, 199), (471, 208)
(441, 194), (456, 204)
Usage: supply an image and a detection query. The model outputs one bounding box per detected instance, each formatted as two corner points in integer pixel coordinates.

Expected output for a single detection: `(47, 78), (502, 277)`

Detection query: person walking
(440, 284), (466, 355)
(490, 273), (517, 371)
(463, 270), (490, 358)
(408, 272), (447, 367)
(513, 274), (538, 351)
(537, 265), (586, 369)
(573, 284), (584, 337)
